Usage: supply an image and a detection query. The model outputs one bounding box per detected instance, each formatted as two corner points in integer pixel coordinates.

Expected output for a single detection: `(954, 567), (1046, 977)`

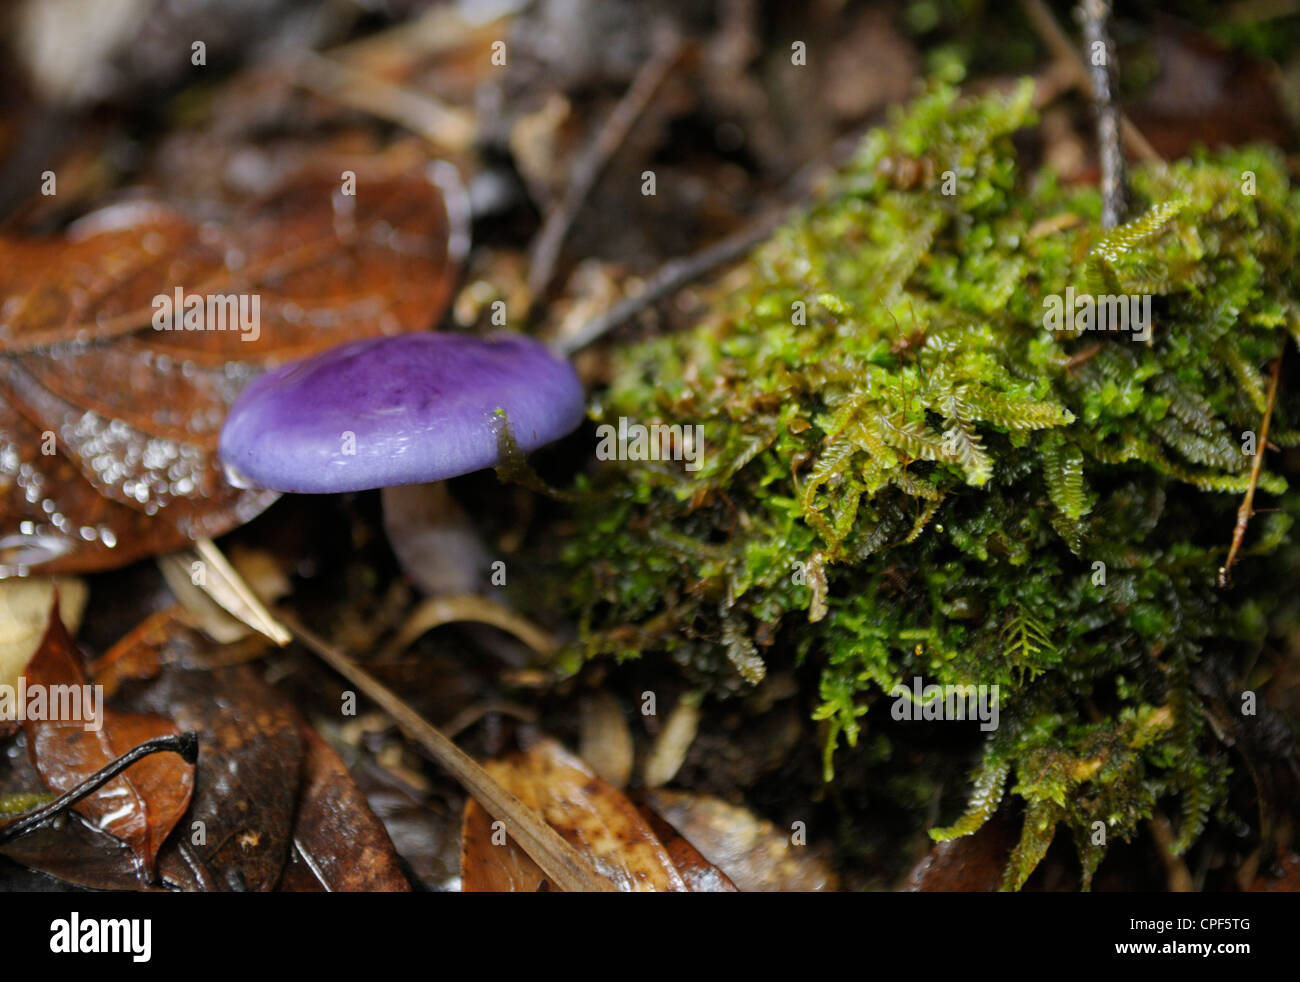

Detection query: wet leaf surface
(644, 789), (839, 892)
(5, 624), (409, 892)
(904, 812), (1016, 892)
(637, 802), (737, 892)
(20, 610), (193, 882)
(353, 761), (462, 892)
(0, 160), (462, 576)
(0, 731), (147, 891)
(462, 737), (689, 892)
(460, 796), (547, 892)
(121, 664), (302, 891)
(288, 720), (410, 891)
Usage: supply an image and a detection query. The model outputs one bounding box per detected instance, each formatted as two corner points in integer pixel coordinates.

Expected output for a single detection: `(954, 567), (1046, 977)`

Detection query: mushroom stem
(279, 610), (616, 892)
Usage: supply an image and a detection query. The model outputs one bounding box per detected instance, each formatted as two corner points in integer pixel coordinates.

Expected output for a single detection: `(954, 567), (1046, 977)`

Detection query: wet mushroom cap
(218, 332), (585, 493)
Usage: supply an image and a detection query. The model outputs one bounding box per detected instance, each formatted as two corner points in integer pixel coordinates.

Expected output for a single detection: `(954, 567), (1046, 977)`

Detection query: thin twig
(1147, 809), (1194, 892)
(1020, 0), (1161, 166)
(1220, 344), (1285, 587)
(1079, 0), (1127, 228)
(553, 119), (878, 356)
(441, 701), (538, 739)
(0, 733), (199, 846)
(278, 610), (616, 892)
(527, 32), (686, 305)
(1065, 342), (1104, 371)
(555, 205), (787, 355)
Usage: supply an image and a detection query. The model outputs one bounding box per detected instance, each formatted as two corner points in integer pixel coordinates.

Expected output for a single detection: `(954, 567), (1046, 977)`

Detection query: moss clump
(546, 82), (1300, 887)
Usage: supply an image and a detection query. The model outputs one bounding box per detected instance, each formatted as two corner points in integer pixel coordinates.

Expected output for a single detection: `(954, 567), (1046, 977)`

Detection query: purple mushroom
(217, 332), (585, 493)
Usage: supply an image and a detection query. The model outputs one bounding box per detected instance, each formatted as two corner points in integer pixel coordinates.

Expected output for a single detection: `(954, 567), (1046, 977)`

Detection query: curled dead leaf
(0, 576), (87, 691)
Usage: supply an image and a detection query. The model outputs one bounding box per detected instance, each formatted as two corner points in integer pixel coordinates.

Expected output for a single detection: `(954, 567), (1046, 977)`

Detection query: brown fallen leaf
(903, 812), (1015, 892)
(462, 737), (689, 892)
(0, 730), (151, 892)
(644, 789), (839, 892)
(287, 721), (410, 892)
(349, 755), (462, 891)
(1247, 851), (1300, 892)
(0, 158), (463, 576)
(7, 608), (409, 892)
(120, 664), (303, 892)
(275, 845), (330, 892)
(461, 797), (548, 893)
(637, 802), (737, 892)
(88, 605), (268, 698)
(20, 607), (194, 883)
(0, 575), (88, 690)
(85, 607), (176, 697)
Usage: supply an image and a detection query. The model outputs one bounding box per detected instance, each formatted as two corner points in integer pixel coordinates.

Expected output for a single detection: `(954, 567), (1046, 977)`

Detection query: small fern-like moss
(534, 81), (1300, 888)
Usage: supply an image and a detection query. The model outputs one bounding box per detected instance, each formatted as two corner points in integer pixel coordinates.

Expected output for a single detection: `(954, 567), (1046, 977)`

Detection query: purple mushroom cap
(218, 333), (585, 493)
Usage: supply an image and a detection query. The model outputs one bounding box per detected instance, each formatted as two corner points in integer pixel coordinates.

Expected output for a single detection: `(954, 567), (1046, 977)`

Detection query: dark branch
(1079, 0), (1127, 228)
(0, 732), (198, 846)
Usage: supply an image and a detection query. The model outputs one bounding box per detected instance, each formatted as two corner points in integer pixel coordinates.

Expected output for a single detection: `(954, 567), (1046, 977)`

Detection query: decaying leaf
(4, 605), (406, 892)
(288, 722), (410, 892)
(904, 811), (1016, 892)
(0, 576), (87, 691)
(644, 790), (839, 892)
(637, 802), (737, 892)
(0, 159), (464, 576)
(0, 728), (150, 891)
(20, 608), (194, 882)
(460, 796), (548, 892)
(89, 606), (270, 698)
(124, 664), (303, 891)
(463, 737), (690, 892)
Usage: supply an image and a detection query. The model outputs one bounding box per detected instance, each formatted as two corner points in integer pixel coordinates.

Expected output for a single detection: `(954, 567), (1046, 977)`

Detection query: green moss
(545, 82), (1300, 887)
